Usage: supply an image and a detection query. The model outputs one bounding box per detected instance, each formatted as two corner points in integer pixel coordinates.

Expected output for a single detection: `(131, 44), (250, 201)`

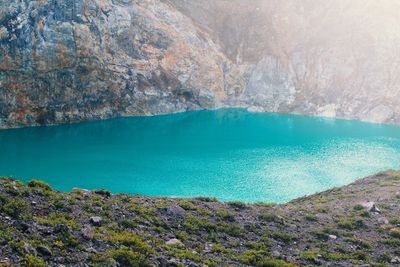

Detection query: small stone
(328, 235), (337, 240)
(377, 217), (389, 225)
(360, 201), (375, 210)
(54, 224), (70, 233)
(85, 247), (97, 253)
(22, 242), (37, 256)
(13, 221), (30, 232)
(370, 204), (381, 214)
(272, 250), (281, 257)
(360, 201), (381, 213)
(166, 205), (186, 218)
(89, 216), (102, 226)
(166, 238), (183, 246)
(81, 225), (94, 239)
(37, 245), (52, 256)
(391, 256), (400, 264)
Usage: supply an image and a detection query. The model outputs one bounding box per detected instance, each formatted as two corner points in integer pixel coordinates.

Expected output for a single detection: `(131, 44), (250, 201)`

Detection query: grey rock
(166, 205), (186, 219)
(370, 204), (381, 214)
(391, 256), (400, 264)
(37, 245), (52, 256)
(2, 0), (400, 129)
(81, 225), (94, 239)
(360, 201), (381, 213)
(54, 224), (71, 233)
(94, 189), (112, 198)
(272, 250), (281, 257)
(166, 238), (183, 246)
(22, 242), (37, 256)
(377, 217), (389, 225)
(89, 216), (102, 226)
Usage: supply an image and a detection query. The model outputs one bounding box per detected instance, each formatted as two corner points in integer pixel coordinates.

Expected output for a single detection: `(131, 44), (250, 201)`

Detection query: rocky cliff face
(1, 0), (400, 128)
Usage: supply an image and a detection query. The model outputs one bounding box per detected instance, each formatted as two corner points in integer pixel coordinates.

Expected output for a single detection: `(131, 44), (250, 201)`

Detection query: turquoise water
(1, 109), (400, 203)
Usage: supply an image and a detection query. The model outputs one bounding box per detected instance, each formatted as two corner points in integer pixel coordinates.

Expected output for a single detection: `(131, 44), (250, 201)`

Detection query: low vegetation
(0, 170), (399, 266)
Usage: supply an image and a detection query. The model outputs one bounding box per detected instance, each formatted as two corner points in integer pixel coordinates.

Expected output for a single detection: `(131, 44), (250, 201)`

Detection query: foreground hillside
(0, 171), (400, 266)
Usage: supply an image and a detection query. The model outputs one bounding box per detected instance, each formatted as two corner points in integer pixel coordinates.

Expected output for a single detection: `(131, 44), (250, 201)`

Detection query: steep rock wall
(0, 0), (249, 128)
(1, 0), (400, 128)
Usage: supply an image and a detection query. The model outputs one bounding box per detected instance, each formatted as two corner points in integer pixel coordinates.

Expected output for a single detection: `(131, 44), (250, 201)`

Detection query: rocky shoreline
(0, 170), (400, 266)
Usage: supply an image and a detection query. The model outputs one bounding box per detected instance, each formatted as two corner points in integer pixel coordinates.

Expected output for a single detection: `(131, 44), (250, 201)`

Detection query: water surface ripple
(1, 109), (399, 203)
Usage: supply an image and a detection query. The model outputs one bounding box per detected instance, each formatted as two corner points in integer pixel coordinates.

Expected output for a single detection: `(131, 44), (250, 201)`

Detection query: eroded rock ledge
(0, 170), (399, 266)
(1, 0), (400, 128)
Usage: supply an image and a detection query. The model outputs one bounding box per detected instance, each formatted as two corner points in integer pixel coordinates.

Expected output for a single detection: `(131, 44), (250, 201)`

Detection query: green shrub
(305, 214), (318, 221)
(302, 250), (319, 261)
(256, 257), (296, 267)
(107, 231), (154, 255)
(166, 247), (203, 262)
(34, 213), (78, 229)
(108, 247), (151, 267)
(216, 209), (235, 221)
(337, 218), (365, 230)
(343, 237), (372, 249)
(238, 249), (269, 265)
(389, 218), (400, 225)
(22, 255), (48, 267)
(316, 206), (329, 213)
(27, 180), (51, 191)
(382, 238), (400, 247)
(228, 201), (247, 209)
(2, 198), (31, 219)
(0, 223), (15, 242)
(353, 204), (365, 211)
(175, 231), (189, 241)
(119, 219), (136, 229)
(271, 232), (297, 244)
(259, 212), (280, 222)
(195, 196), (218, 202)
(211, 244), (226, 253)
(178, 200), (197, 210)
(389, 228), (400, 238)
